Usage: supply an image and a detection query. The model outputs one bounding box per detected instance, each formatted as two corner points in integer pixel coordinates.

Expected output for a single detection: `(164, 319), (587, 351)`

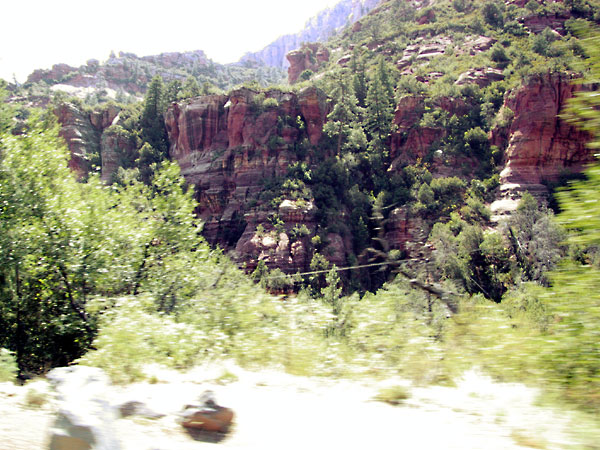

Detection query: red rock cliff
(491, 71), (595, 218)
(165, 87), (329, 273)
(494, 72), (594, 185)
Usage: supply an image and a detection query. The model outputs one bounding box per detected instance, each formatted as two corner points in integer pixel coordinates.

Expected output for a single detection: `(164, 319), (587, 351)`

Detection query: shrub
(374, 385), (411, 405)
(482, 2), (504, 28)
(0, 349), (18, 382)
(263, 97), (279, 109)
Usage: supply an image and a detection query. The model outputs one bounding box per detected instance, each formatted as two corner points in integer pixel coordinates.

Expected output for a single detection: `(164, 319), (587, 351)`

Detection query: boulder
(117, 400), (165, 419)
(180, 391), (234, 434)
(47, 366), (121, 450)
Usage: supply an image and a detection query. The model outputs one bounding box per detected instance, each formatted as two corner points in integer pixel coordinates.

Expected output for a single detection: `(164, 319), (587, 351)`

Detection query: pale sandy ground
(0, 364), (597, 450)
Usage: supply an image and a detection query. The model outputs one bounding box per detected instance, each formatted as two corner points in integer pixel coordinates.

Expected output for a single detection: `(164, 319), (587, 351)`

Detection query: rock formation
(165, 87), (330, 273)
(55, 102), (129, 181)
(390, 95), (469, 167)
(55, 102), (100, 178)
(286, 43), (330, 83)
(491, 71), (595, 218)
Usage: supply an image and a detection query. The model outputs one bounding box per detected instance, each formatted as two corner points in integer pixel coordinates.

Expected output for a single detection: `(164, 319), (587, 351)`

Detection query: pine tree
(351, 51), (368, 108)
(323, 71), (366, 155)
(365, 57), (396, 152)
(140, 75), (168, 158)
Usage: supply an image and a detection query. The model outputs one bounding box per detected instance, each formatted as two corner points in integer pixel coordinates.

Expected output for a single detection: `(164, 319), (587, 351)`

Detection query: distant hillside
(12, 50), (286, 107)
(239, 0), (381, 68)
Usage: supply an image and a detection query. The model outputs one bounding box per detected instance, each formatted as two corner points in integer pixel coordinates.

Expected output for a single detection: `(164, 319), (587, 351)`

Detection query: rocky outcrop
(54, 103), (102, 178)
(521, 10), (570, 35)
(239, 0), (380, 68)
(298, 86), (329, 145)
(390, 95), (468, 165)
(491, 72), (595, 218)
(27, 64), (77, 84)
(47, 366), (121, 450)
(397, 35), (495, 72)
(494, 72), (594, 185)
(234, 200), (317, 273)
(286, 43), (330, 83)
(100, 126), (138, 183)
(385, 207), (427, 256)
(455, 68), (504, 87)
(165, 87), (329, 273)
(23, 50), (254, 103)
(55, 102), (132, 181)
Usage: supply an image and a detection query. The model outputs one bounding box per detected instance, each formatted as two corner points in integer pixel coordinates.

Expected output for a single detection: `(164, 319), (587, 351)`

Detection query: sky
(0, 0), (343, 83)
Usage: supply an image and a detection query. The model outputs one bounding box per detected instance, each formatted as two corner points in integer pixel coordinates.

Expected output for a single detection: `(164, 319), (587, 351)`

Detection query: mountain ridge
(239, 0), (381, 68)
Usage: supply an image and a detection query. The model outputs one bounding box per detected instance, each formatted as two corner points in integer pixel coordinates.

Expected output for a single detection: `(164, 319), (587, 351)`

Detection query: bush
(0, 349), (18, 382)
(263, 97), (279, 109)
(482, 2), (504, 28)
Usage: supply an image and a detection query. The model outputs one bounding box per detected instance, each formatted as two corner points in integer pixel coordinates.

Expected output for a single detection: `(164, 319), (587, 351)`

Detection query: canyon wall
(164, 87), (330, 273)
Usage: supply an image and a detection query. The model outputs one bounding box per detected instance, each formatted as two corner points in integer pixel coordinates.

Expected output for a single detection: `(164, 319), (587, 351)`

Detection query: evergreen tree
(323, 71), (367, 155)
(140, 75), (168, 158)
(351, 51), (368, 108)
(365, 63), (395, 147)
(164, 79), (182, 105)
(181, 76), (201, 99)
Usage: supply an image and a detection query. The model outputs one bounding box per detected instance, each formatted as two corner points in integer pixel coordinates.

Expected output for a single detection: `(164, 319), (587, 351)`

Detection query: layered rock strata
(491, 71), (595, 218)
(165, 87), (330, 272)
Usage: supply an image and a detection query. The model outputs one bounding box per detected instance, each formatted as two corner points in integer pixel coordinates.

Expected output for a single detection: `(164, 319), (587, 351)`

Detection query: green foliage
(0, 349), (18, 382)
(565, 25), (600, 146)
(504, 193), (565, 284)
(140, 76), (168, 158)
(374, 385), (411, 405)
(181, 76), (201, 99)
(299, 70), (314, 82)
(0, 97), (206, 373)
(323, 71), (366, 155)
(482, 2), (504, 28)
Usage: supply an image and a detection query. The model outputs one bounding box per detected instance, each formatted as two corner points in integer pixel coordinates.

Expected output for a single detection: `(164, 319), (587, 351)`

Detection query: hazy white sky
(0, 0), (342, 82)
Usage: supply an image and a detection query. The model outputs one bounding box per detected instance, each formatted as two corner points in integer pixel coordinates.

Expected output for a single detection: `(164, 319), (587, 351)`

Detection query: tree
(180, 76), (201, 99)
(482, 2), (504, 28)
(140, 75), (168, 158)
(164, 79), (182, 104)
(365, 58), (396, 148)
(323, 71), (366, 155)
(504, 193), (565, 284)
(351, 51), (368, 108)
(0, 93), (202, 373)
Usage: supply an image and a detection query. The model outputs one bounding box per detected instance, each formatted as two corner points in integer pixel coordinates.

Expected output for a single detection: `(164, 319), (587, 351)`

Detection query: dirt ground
(0, 364), (595, 450)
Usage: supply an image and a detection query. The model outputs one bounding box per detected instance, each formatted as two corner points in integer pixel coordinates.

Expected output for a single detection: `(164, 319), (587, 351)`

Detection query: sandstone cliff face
(490, 72), (595, 218)
(55, 102), (132, 181)
(494, 72), (593, 184)
(55, 103), (102, 178)
(165, 87), (330, 273)
(390, 94), (469, 169)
